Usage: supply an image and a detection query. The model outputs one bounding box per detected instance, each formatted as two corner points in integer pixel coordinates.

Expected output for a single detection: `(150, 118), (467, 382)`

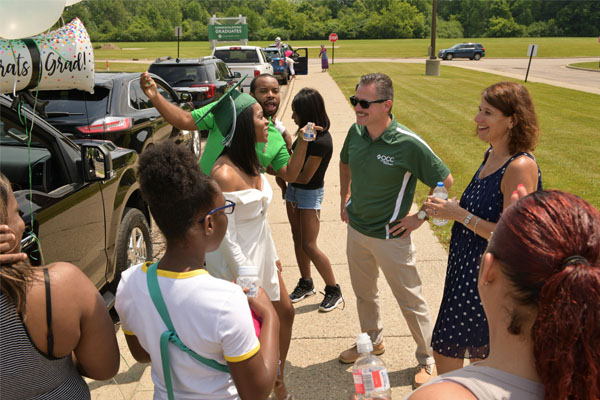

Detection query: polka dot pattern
(0, 18), (94, 93)
(431, 148), (542, 360)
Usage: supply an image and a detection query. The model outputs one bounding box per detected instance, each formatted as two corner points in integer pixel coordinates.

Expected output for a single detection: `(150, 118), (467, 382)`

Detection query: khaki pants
(347, 225), (435, 365)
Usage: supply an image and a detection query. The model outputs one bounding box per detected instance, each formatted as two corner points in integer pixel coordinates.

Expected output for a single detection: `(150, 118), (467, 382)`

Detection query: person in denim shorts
(286, 88), (343, 312)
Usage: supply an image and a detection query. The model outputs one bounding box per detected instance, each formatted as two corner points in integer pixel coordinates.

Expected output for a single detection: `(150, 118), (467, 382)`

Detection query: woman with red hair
(409, 189), (600, 399)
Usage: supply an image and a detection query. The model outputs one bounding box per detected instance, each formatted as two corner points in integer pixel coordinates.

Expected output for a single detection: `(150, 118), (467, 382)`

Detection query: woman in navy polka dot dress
(425, 82), (543, 374)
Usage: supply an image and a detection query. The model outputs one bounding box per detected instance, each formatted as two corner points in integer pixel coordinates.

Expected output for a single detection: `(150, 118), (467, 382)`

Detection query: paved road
(307, 57), (600, 95)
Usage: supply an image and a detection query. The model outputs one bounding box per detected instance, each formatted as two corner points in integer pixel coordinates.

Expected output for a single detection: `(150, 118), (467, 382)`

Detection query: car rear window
(148, 65), (209, 86)
(214, 49), (259, 63)
(37, 87), (110, 121)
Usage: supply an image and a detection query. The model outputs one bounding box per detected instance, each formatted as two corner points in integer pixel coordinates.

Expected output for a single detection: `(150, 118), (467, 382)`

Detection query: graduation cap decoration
(193, 75), (257, 147)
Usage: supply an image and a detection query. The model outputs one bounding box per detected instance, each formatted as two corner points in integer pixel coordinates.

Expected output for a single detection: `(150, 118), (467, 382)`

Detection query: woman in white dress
(206, 94), (311, 400)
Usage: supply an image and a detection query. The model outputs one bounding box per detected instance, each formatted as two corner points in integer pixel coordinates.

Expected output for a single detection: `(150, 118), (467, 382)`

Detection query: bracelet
(473, 217), (481, 236)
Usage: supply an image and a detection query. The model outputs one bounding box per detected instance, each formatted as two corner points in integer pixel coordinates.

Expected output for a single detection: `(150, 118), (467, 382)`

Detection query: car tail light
(254, 70), (260, 77)
(191, 83), (216, 99)
(230, 47), (241, 50)
(279, 59), (285, 67)
(77, 117), (132, 134)
(482, 47), (485, 51)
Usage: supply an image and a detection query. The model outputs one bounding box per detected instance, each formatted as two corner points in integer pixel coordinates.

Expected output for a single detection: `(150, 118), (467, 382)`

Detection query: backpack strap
(146, 262), (229, 400)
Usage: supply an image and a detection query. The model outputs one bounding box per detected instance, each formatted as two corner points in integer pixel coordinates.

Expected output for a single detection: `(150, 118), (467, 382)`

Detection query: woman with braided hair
(409, 189), (600, 400)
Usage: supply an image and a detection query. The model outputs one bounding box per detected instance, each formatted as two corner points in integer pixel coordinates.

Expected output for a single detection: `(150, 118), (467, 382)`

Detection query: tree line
(62, 0), (600, 42)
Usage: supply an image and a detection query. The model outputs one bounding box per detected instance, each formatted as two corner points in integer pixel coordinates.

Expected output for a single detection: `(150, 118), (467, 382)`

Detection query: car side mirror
(81, 143), (114, 182)
(233, 72), (241, 78)
(266, 56), (272, 62)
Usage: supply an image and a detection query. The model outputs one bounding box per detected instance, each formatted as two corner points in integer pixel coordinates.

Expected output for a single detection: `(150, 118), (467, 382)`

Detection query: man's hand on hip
(390, 213), (424, 238)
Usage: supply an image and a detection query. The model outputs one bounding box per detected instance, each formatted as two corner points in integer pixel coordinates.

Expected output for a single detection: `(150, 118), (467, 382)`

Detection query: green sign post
(208, 24), (248, 41)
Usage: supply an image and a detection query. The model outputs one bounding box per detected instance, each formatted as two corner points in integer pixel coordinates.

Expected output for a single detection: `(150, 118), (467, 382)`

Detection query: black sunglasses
(199, 200), (235, 223)
(349, 96), (388, 109)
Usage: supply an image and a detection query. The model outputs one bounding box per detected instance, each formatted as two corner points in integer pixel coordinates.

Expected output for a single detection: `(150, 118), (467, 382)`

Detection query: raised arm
(139, 72), (197, 131)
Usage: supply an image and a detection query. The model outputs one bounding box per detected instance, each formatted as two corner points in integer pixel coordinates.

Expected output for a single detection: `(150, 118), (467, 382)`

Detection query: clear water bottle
(236, 266), (260, 298)
(303, 122), (316, 141)
(432, 182), (448, 226)
(352, 333), (391, 400)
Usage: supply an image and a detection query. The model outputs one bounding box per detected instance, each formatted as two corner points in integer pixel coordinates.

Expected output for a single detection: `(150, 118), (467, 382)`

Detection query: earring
(484, 281), (489, 286)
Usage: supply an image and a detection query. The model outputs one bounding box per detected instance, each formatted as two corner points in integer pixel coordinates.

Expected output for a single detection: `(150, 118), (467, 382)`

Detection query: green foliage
(65, 0), (600, 42)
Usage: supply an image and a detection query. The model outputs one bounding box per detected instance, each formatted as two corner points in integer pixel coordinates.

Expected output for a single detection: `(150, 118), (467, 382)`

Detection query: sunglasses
(199, 200), (235, 223)
(349, 96), (388, 109)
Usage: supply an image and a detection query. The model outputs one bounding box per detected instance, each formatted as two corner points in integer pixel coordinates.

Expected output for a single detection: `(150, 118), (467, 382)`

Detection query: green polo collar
(359, 114), (400, 144)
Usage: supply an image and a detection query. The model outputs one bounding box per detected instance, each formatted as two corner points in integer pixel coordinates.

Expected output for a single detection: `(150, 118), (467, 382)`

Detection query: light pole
(425, 0), (440, 76)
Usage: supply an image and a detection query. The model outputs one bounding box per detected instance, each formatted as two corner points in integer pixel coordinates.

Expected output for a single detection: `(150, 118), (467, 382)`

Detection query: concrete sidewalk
(89, 68), (450, 400)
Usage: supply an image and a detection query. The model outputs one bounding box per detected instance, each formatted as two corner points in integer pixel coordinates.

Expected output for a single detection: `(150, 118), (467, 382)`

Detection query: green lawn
(330, 63), (600, 245)
(93, 37), (600, 61)
(569, 61), (600, 70)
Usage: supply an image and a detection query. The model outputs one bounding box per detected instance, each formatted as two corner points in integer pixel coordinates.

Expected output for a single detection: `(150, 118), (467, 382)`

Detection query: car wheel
(446, 53), (453, 61)
(109, 207), (152, 295)
(474, 53), (481, 61)
(190, 130), (201, 160)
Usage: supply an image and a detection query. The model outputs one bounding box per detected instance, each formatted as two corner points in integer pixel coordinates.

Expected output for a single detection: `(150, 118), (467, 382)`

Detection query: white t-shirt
(116, 262), (260, 400)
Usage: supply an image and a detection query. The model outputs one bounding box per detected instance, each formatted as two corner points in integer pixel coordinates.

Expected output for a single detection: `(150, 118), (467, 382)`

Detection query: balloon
(0, 0), (67, 39)
(0, 18), (94, 94)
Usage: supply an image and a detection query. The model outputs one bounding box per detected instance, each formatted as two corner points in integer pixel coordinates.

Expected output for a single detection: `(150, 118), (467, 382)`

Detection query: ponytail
(532, 263), (600, 400)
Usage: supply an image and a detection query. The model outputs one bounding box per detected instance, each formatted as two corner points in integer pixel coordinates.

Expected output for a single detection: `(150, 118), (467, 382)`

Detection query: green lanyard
(146, 262), (230, 400)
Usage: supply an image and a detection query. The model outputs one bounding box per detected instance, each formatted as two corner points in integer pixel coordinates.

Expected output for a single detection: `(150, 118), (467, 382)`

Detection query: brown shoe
(338, 341), (385, 364)
(413, 363), (436, 388)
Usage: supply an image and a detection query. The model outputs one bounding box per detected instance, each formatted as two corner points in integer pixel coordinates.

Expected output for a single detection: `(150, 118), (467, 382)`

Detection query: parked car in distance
(212, 45), (274, 92)
(262, 47), (288, 84)
(35, 72), (201, 159)
(438, 43), (485, 60)
(0, 94), (152, 319)
(148, 56), (240, 108)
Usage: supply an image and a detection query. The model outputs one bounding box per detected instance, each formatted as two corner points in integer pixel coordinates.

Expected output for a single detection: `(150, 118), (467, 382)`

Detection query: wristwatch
(417, 210), (428, 221)
(464, 212), (474, 226)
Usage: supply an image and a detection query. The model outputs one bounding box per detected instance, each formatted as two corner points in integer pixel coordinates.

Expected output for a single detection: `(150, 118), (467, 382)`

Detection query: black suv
(438, 43), (485, 60)
(35, 72), (201, 158)
(148, 56), (238, 108)
(0, 94), (152, 315)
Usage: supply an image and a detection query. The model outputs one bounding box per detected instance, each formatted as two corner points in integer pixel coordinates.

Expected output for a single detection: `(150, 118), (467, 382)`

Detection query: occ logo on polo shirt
(377, 154), (394, 166)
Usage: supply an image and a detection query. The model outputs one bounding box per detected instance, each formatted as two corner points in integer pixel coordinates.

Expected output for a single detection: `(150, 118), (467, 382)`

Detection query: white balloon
(0, 0), (67, 39)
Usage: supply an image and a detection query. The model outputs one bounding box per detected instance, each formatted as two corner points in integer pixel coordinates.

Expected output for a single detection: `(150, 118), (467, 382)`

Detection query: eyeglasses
(349, 96), (388, 109)
(199, 200), (235, 223)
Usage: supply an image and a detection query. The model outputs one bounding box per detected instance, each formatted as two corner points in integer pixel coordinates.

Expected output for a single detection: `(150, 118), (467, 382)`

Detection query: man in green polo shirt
(338, 73), (454, 388)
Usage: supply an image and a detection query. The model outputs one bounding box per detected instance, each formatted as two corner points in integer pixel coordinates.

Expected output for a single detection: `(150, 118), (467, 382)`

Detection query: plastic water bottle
(432, 182), (448, 226)
(303, 122), (316, 141)
(352, 333), (391, 400)
(236, 266), (260, 298)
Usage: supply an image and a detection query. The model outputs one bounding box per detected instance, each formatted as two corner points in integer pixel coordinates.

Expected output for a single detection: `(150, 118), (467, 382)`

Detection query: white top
(115, 263), (260, 400)
(205, 174), (280, 300)
(408, 364), (544, 400)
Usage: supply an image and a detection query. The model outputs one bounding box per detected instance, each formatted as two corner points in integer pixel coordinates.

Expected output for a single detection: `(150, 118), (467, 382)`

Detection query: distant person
(205, 91), (310, 400)
(285, 55), (295, 80)
(425, 81), (543, 375)
(409, 189), (600, 399)
(0, 173), (120, 398)
(116, 142), (280, 399)
(319, 44), (329, 72)
(339, 73), (453, 388)
(286, 88), (343, 312)
(275, 36), (281, 48)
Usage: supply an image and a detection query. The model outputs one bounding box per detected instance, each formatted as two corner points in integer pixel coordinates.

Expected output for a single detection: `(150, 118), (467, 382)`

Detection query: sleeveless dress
(0, 293), (90, 399)
(205, 174), (280, 301)
(431, 148), (542, 359)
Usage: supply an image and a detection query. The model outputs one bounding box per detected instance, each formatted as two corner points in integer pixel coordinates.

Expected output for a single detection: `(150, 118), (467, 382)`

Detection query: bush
(436, 18), (464, 38)
(526, 19), (561, 37)
(486, 16), (526, 37)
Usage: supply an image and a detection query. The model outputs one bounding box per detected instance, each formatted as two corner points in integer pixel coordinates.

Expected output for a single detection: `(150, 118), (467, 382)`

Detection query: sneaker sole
(318, 296), (344, 312)
(338, 347), (385, 364)
(289, 289), (316, 303)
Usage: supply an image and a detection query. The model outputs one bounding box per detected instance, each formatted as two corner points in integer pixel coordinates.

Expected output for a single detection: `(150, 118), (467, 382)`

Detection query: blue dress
(431, 148), (542, 359)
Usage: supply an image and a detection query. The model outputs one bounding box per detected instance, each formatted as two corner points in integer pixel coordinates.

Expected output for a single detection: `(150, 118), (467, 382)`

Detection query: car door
(1, 105), (108, 286)
(293, 48), (309, 75)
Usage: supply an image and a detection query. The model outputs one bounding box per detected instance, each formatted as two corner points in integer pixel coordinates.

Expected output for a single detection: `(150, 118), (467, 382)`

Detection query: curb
(566, 64), (600, 73)
(277, 77), (296, 120)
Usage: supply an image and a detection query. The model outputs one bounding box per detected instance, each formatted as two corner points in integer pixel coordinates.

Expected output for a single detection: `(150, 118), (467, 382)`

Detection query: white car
(212, 46), (274, 91)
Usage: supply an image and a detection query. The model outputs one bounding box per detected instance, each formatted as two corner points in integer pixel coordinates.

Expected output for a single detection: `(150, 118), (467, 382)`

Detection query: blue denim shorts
(285, 186), (325, 210)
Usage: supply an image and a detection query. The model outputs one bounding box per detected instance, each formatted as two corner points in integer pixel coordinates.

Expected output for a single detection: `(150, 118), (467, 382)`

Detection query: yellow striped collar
(141, 261), (209, 279)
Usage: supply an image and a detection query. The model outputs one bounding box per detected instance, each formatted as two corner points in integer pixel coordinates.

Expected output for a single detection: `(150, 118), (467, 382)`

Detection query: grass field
(93, 37), (600, 61)
(570, 61), (600, 70)
(329, 63), (600, 245)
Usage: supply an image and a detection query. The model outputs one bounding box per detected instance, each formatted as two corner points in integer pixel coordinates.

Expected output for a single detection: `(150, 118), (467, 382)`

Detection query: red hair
(488, 190), (600, 400)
